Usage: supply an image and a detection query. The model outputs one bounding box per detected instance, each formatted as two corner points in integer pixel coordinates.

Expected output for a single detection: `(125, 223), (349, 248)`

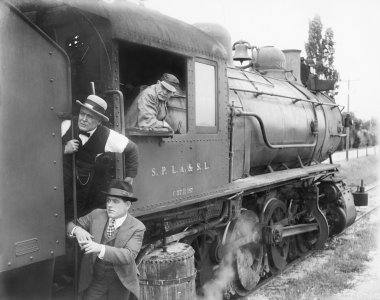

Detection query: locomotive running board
(133, 164), (340, 216)
(227, 163), (340, 195)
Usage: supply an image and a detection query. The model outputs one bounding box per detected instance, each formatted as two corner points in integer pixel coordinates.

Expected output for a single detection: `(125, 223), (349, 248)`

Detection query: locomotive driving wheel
(323, 204), (347, 236)
(226, 210), (264, 296)
(263, 199), (290, 273)
(296, 199), (330, 252)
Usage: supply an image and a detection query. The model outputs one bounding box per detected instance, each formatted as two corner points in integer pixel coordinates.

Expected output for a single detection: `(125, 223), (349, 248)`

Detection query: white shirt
(78, 128), (96, 145)
(61, 120), (129, 152)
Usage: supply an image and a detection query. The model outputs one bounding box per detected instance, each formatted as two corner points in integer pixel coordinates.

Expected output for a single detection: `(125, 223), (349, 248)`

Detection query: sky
(134, 0), (380, 121)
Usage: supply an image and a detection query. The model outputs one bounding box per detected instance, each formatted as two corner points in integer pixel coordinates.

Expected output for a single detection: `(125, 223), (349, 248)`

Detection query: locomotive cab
(16, 0), (231, 216)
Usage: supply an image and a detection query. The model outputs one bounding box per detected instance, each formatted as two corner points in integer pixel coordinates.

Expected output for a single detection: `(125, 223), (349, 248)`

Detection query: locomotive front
(228, 45), (344, 179)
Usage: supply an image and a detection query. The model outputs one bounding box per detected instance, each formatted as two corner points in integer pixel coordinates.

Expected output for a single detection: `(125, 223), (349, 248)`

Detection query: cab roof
(65, 0), (227, 59)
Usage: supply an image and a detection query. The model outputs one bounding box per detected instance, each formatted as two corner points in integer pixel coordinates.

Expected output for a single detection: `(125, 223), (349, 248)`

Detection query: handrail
(227, 66), (343, 110)
(230, 87), (341, 108)
(103, 90), (125, 179)
(103, 90), (125, 136)
(232, 108), (317, 149)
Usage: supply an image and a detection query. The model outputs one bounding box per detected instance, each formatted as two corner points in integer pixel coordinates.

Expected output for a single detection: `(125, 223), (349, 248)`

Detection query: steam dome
(256, 46), (286, 70)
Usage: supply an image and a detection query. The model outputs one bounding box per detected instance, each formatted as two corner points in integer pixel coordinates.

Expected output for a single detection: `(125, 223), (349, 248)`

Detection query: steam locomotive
(0, 0), (359, 298)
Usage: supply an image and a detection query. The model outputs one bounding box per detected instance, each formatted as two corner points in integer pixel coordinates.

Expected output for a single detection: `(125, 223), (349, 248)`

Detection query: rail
(232, 108), (317, 149)
(230, 87), (341, 108)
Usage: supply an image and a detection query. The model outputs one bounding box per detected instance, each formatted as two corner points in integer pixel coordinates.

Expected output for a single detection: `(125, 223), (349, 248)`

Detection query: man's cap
(160, 73), (179, 93)
(76, 95), (109, 122)
(102, 180), (138, 202)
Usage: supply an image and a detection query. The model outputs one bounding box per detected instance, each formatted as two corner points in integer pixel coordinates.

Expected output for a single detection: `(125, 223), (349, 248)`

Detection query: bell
(233, 43), (251, 64)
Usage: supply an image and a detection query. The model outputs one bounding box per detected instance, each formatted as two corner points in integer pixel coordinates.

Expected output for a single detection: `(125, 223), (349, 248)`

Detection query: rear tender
(0, 2), (70, 298)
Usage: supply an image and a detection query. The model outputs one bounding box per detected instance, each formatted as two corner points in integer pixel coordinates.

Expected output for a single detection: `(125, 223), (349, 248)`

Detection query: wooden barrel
(139, 243), (196, 300)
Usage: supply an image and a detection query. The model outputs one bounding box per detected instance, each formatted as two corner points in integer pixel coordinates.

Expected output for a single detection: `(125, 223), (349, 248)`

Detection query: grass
(278, 222), (379, 300)
(336, 155), (378, 188)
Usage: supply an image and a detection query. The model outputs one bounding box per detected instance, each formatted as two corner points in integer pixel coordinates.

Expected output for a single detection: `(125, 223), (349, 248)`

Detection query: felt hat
(102, 180), (138, 202)
(160, 73), (179, 93)
(76, 95), (109, 122)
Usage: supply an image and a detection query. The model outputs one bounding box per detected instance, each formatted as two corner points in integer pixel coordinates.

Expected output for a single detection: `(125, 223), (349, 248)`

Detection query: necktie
(79, 130), (91, 137)
(107, 218), (115, 238)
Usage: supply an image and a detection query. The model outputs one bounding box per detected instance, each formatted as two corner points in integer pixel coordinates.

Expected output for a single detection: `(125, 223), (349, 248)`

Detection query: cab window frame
(194, 58), (218, 134)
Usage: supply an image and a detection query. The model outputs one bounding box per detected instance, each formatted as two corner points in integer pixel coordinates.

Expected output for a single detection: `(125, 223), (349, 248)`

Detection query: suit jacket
(67, 209), (146, 299)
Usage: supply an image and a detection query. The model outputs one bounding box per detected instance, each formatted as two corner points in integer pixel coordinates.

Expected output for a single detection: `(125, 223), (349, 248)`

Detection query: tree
(305, 15), (339, 98)
(338, 113), (378, 150)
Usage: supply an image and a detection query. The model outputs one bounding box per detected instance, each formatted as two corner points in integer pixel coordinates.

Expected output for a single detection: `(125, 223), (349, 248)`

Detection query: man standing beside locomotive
(62, 94), (139, 220)
(136, 73), (180, 131)
(67, 180), (145, 300)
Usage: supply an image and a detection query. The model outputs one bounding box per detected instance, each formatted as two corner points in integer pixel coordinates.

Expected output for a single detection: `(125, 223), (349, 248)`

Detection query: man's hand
(64, 139), (80, 154)
(81, 240), (102, 255)
(124, 177), (133, 184)
(74, 226), (94, 247)
(162, 120), (173, 130)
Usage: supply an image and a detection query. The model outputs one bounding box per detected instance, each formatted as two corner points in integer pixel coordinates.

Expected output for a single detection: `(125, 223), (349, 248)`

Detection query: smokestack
(282, 49), (301, 83)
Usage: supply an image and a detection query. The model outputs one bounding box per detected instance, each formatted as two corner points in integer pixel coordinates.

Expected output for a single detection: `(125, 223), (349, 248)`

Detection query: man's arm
(66, 213), (94, 244)
(80, 225), (145, 263)
(137, 92), (162, 128)
(123, 140), (138, 178)
(103, 225), (145, 265)
(104, 130), (139, 181)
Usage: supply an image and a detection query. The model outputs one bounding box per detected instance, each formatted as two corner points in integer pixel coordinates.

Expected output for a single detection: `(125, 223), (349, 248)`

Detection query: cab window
(120, 41), (187, 136)
(195, 61), (217, 132)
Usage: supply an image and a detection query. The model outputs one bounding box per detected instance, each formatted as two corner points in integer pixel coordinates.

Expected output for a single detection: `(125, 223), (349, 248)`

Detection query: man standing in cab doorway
(62, 94), (139, 220)
(136, 73), (180, 131)
(67, 180), (145, 300)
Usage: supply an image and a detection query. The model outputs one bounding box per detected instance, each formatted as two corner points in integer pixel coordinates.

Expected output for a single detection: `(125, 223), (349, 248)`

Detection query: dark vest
(93, 222), (119, 280)
(62, 118), (110, 177)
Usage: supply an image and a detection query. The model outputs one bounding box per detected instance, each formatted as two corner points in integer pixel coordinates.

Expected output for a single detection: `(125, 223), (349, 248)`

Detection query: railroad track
(364, 182), (379, 192)
(241, 183), (379, 300)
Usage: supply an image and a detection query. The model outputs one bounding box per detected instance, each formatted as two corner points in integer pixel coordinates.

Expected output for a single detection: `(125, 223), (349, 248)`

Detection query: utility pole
(346, 79), (350, 161)
(341, 79), (358, 161)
